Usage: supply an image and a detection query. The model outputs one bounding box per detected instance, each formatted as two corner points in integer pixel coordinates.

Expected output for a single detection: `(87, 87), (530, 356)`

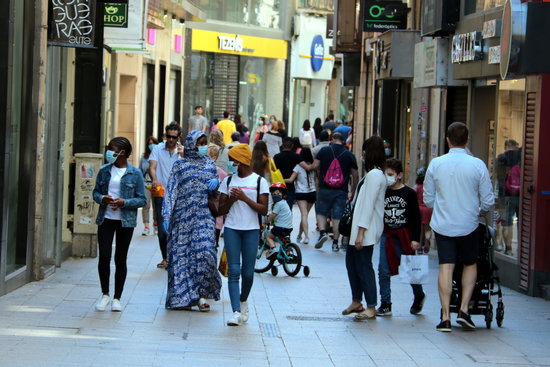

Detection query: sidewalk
(1, 207), (550, 366)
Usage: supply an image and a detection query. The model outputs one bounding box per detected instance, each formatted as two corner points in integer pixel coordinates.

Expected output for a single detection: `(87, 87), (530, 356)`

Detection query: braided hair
(109, 137), (133, 158)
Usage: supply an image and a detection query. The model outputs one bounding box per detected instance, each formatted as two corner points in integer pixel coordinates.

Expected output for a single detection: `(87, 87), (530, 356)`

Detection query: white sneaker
(265, 247), (277, 259)
(303, 238), (309, 245)
(240, 301), (249, 323)
(227, 311), (243, 326)
(111, 299), (122, 312)
(95, 295), (110, 311)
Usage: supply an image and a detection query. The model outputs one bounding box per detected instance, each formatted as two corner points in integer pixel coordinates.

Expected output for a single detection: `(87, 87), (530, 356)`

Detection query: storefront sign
(310, 35), (324, 72)
(104, 0), (148, 52)
(363, 1), (408, 32)
(483, 19), (501, 39)
(104, 3), (128, 28)
(451, 31), (483, 64)
(48, 0), (97, 48)
(218, 36), (244, 52)
(500, 0), (525, 80)
(488, 46), (501, 64)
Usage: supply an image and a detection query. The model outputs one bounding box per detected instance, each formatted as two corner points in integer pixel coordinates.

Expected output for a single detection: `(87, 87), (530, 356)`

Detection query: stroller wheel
(271, 266), (278, 276)
(485, 305), (493, 329)
(496, 301), (504, 327)
(303, 266), (310, 277)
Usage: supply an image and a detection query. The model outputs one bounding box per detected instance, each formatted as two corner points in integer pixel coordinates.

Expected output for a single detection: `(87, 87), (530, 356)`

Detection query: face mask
(272, 194), (283, 203)
(386, 175), (397, 187)
(148, 144), (156, 152)
(385, 148), (392, 157)
(197, 145), (208, 157)
(227, 161), (238, 174)
(105, 150), (119, 164)
(269, 119), (275, 123)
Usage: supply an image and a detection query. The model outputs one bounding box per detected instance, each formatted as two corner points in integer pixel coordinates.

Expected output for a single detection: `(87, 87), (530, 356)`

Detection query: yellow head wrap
(228, 144), (252, 166)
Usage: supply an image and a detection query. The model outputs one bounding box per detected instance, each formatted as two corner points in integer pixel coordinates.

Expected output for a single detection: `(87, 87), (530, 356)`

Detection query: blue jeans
(224, 228), (260, 312)
(379, 233), (424, 304)
(153, 197), (167, 259)
(345, 245), (377, 307)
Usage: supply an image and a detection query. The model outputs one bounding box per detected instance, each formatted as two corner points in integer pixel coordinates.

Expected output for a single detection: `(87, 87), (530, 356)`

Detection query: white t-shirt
(149, 144), (180, 187)
(293, 165), (316, 194)
(104, 166), (127, 220)
(218, 173), (269, 230)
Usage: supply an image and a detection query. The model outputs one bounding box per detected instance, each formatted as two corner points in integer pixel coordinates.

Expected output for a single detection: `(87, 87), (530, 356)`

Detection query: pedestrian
(207, 144), (228, 247)
(163, 130), (222, 311)
(251, 140), (271, 182)
(228, 132), (241, 149)
(93, 137), (147, 312)
(376, 158), (425, 317)
(424, 122), (494, 332)
(253, 116), (268, 143)
(334, 120), (351, 142)
(343, 136), (386, 320)
(209, 129), (229, 174)
(312, 129), (330, 158)
(262, 120), (283, 157)
(265, 182), (293, 257)
(217, 144), (269, 326)
(312, 132), (359, 252)
(299, 119), (316, 148)
(274, 137), (314, 209)
(277, 120), (288, 138)
(139, 136), (158, 236)
(313, 117), (323, 143)
(285, 147), (316, 244)
(323, 113), (336, 131)
(216, 111), (236, 145)
(149, 122), (184, 269)
(415, 168), (433, 253)
(188, 105), (209, 134)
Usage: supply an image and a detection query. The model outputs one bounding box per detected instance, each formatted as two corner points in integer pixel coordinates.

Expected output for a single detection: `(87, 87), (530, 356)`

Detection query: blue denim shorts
(315, 188), (348, 220)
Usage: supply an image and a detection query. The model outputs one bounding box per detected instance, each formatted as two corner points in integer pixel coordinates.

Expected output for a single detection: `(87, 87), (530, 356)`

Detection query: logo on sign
(310, 35), (324, 72)
(218, 36), (243, 52)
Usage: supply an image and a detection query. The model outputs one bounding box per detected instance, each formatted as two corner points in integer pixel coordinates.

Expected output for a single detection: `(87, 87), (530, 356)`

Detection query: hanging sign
(310, 35), (325, 72)
(104, 3), (128, 28)
(363, 1), (408, 32)
(48, 0), (97, 48)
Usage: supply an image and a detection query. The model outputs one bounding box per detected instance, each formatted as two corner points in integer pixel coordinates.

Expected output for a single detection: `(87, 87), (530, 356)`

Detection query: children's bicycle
(255, 227), (310, 277)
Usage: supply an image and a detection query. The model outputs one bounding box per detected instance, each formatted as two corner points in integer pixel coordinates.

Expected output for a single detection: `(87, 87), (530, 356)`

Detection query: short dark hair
(385, 158), (403, 175)
(332, 132), (344, 142)
(165, 122), (181, 135)
(109, 137), (133, 158)
(319, 129), (330, 142)
(282, 137), (294, 150)
(447, 122), (468, 146)
(302, 119), (311, 130)
(362, 136), (386, 172)
(194, 105), (202, 110)
(231, 132), (241, 141)
(223, 111), (229, 118)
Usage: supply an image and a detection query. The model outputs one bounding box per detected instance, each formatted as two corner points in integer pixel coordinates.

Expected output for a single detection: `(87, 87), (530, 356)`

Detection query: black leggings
(98, 219), (134, 299)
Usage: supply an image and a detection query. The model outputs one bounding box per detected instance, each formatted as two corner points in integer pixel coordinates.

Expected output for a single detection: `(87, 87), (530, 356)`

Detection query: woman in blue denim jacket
(92, 137), (147, 312)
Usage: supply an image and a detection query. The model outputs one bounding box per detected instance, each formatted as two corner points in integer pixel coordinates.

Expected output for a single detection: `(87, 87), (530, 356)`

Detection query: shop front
(186, 29), (287, 128)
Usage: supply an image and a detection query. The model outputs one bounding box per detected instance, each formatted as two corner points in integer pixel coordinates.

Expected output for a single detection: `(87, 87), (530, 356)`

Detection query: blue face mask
(148, 144), (156, 152)
(105, 150), (118, 164)
(197, 145), (208, 157)
(227, 161), (238, 174)
(385, 148), (392, 157)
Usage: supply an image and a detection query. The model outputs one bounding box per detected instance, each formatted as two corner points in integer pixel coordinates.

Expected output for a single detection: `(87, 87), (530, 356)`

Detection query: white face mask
(386, 175), (397, 187)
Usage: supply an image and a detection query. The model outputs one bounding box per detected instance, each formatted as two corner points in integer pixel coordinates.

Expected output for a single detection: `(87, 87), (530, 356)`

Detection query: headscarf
(228, 144), (252, 166)
(184, 130), (206, 160)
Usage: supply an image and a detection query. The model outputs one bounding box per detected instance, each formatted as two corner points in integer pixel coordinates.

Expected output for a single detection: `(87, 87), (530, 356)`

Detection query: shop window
(464, 0), (506, 15)
(196, 0), (282, 29)
(493, 79), (525, 262)
(239, 57), (267, 127)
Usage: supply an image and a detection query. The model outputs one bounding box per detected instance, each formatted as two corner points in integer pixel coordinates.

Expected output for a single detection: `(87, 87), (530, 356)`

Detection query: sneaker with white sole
(315, 233), (329, 249)
(111, 298), (122, 312)
(302, 238), (309, 245)
(265, 247), (277, 259)
(240, 301), (249, 323)
(376, 302), (392, 316)
(227, 311), (243, 326)
(95, 295), (110, 311)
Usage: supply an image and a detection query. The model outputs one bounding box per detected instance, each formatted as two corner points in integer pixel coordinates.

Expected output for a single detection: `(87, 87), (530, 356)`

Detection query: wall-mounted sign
(48, 0), (97, 48)
(488, 46), (501, 64)
(451, 31), (483, 64)
(363, 1), (408, 32)
(482, 19), (502, 39)
(104, 0), (148, 52)
(104, 3), (128, 28)
(218, 36), (244, 52)
(310, 35), (325, 72)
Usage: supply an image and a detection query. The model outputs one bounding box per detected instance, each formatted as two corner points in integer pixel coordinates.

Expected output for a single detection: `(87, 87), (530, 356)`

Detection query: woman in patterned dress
(163, 130), (222, 311)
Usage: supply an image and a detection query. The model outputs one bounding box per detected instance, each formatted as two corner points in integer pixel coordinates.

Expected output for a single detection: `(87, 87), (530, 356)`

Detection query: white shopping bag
(398, 255), (429, 285)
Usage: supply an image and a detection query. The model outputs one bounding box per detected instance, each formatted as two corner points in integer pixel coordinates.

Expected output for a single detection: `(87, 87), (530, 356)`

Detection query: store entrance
(292, 79), (311, 137)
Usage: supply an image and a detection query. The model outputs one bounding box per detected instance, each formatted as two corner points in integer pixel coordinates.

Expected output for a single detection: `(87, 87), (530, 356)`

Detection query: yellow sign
(192, 29), (287, 59)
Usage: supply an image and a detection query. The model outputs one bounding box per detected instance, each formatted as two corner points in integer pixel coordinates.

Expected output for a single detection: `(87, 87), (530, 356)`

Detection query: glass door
(292, 79), (311, 137)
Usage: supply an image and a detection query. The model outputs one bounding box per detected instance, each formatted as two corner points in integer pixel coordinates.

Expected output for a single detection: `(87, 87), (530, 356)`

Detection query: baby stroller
(449, 223), (504, 329)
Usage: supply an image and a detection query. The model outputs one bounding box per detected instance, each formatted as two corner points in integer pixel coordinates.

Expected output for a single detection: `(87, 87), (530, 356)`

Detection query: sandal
(157, 259), (167, 268)
(354, 308), (376, 321)
(198, 298), (210, 312)
(342, 304), (365, 315)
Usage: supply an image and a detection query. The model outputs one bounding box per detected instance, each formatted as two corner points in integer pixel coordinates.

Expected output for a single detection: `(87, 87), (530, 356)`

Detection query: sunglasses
(166, 135), (179, 140)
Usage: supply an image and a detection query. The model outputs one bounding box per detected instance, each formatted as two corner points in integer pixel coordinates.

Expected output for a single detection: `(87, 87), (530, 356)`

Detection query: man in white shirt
(424, 122), (494, 332)
(149, 122), (184, 268)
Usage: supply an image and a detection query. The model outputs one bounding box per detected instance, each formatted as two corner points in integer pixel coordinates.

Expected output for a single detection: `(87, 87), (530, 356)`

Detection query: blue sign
(310, 35), (324, 72)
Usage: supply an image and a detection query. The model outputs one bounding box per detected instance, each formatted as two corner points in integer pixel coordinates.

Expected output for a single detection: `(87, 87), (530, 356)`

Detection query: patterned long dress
(163, 130), (222, 309)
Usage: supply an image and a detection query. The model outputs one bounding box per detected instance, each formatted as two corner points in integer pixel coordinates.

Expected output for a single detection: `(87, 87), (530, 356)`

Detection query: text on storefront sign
(218, 36), (243, 52)
(48, 0), (97, 47)
(451, 31), (483, 64)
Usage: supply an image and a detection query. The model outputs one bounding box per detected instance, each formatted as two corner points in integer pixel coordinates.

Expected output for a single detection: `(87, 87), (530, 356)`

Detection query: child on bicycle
(266, 182), (293, 257)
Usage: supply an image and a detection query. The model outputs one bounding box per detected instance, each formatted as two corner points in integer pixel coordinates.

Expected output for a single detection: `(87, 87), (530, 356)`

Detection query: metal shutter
(213, 54), (239, 120)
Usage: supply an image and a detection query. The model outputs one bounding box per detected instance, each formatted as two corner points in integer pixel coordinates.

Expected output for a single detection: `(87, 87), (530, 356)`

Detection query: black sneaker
(315, 232), (329, 249)
(332, 241), (339, 252)
(376, 303), (392, 316)
(410, 293), (426, 315)
(456, 310), (476, 330)
(436, 319), (452, 332)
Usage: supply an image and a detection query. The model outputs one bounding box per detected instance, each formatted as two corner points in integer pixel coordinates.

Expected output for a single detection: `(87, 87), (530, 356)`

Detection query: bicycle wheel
(255, 242), (275, 273)
(282, 243), (302, 277)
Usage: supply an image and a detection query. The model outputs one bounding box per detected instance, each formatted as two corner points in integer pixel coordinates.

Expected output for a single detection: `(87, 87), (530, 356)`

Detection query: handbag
(269, 158), (285, 184)
(398, 254), (429, 284)
(218, 248), (228, 277)
(208, 192), (222, 217)
(338, 177), (366, 237)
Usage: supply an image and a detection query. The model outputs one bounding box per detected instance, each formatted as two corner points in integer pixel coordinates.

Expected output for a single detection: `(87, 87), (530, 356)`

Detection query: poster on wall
(104, 0), (149, 52)
(48, 0), (97, 48)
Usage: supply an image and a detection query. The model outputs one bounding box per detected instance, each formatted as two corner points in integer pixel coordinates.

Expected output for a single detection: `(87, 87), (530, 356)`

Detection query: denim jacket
(93, 163), (147, 228)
